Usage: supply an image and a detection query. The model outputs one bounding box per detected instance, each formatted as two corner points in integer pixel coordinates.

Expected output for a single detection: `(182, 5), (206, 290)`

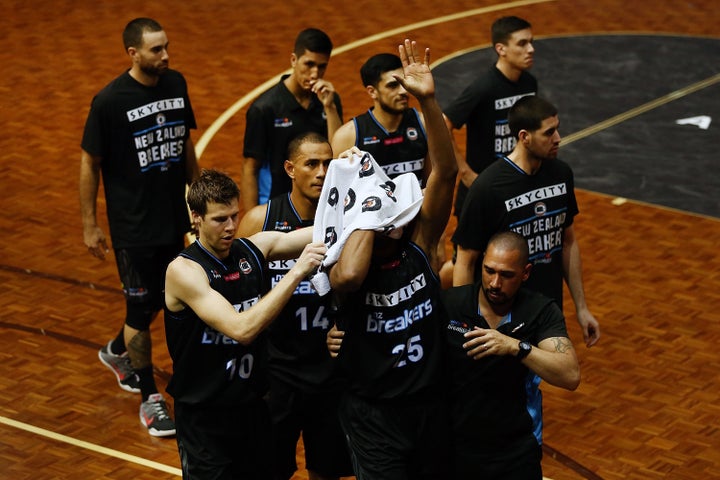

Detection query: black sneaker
(139, 393), (176, 437)
(98, 341), (140, 393)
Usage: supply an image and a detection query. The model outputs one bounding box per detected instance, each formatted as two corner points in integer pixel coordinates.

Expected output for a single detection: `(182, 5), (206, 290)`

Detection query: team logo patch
(362, 136), (381, 146)
(274, 221), (293, 232)
(328, 187), (339, 207)
(406, 127), (418, 141)
(358, 153), (375, 178)
(380, 181), (398, 202)
(344, 189), (356, 212)
(324, 226), (337, 247)
(362, 196), (382, 212)
(274, 117), (292, 128)
(534, 202), (547, 216)
(238, 259), (253, 274)
(447, 319), (471, 334)
(156, 113), (166, 126)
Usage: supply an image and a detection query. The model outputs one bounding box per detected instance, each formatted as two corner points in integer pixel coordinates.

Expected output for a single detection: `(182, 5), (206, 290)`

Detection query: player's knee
(125, 299), (159, 330)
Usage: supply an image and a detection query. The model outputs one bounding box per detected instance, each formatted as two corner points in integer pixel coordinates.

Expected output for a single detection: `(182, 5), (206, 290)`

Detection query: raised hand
(394, 39), (434, 99)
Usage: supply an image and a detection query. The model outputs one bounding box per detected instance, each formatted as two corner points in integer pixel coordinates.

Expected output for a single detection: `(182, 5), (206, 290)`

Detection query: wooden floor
(1, 0), (719, 478)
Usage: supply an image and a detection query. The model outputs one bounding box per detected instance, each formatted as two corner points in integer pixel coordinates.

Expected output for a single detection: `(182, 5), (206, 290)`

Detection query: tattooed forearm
(552, 337), (574, 354)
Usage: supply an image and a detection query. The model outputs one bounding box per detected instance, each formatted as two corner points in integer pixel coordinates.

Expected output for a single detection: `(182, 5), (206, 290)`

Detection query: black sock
(136, 366), (159, 401)
(109, 328), (126, 355)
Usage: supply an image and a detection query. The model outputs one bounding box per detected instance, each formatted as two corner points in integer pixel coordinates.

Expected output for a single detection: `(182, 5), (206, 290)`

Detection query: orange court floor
(0, 1), (719, 479)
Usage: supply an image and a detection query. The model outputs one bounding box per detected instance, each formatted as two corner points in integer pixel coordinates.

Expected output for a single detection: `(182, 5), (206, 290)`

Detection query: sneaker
(140, 393), (176, 437)
(98, 341), (140, 393)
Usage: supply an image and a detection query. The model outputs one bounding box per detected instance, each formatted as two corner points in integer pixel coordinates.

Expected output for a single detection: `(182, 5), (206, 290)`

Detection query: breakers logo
(126, 97), (185, 122)
(447, 319), (471, 334)
(274, 117), (292, 128)
(406, 127), (419, 141)
(367, 298), (433, 333)
(365, 272), (426, 307)
(133, 121), (187, 171)
(344, 189), (356, 212)
(327, 187), (339, 207)
(380, 181), (398, 202)
(504, 183), (567, 212)
(238, 258), (252, 274)
(512, 211), (567, 263)
(358, 153), (375, 178)
(362, 196), (381, 212)
(324, 226), (337, 248)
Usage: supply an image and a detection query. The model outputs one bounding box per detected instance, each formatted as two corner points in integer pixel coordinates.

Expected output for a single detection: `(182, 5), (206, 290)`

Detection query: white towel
(310, 151), (423, 295)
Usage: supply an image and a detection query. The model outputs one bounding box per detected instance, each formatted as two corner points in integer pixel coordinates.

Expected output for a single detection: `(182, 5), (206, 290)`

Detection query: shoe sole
(98, 350), (141, 394)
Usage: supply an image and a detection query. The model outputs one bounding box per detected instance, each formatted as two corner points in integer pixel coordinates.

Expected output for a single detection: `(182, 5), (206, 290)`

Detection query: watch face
(517, 341), (532, 359)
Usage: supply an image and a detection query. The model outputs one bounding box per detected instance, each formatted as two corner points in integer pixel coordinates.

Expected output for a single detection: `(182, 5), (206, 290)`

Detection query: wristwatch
(516, 341), (532, 360)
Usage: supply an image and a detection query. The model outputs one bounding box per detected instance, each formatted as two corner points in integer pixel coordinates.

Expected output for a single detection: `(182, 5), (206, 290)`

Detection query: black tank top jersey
(353, 108), (428, 184)
(337, 242), (446, 399)
(165, 239), (270, 406)
(263, 194), (337, 391)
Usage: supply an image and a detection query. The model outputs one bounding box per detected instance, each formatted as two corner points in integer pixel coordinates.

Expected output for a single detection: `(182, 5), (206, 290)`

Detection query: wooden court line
(0, 415), (182, 477)
(194, 0), (557, 158)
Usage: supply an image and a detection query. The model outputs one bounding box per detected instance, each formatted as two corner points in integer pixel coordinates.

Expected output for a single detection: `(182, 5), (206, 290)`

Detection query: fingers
(398, 39), (430, 66)
(338, 146), (363, 160)
(86, 239), (109, 260)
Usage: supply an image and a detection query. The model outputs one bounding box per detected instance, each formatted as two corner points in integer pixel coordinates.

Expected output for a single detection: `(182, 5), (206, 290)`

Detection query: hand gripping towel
(310, 151), (423, 295)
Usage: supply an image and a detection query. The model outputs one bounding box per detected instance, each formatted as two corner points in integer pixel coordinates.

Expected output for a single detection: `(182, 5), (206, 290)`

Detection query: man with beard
(80, 17), (199, 436)
(331, 52), (429, 185)
(452, 96), (598, 452)
(444, 230), (580, 479)
(452, 96), (599, 347)
(327, 40), (457, 480)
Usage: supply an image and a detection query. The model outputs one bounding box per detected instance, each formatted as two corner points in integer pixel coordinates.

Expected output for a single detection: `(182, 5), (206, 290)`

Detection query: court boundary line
(0, 415), (182, 477)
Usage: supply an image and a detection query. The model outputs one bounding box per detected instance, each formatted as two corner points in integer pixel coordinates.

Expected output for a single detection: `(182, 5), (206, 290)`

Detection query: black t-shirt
(81, 70), (196, 248)
(165, 239), (270, 407)
(352, 107), (428, 184)
(244, 75), (343, 200)
(336, 242), (447, 399)
(452, 156), (578, 306)
(262, 193), (339, 391)
(444, 65), (537, 217)
(443, 284), (567, 451)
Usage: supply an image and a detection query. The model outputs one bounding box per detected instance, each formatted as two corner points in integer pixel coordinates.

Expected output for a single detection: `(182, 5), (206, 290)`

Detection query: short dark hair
(491, 16), (532, 45)
(187, 169), (240, 216)
(294, 28), (333, 56)
(287, 132), (330, 161)
(360, 53), (402, 87)
(487, 230), (529, 266)
(508, 96), (557, 139)
(123, 18), (163, 50)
